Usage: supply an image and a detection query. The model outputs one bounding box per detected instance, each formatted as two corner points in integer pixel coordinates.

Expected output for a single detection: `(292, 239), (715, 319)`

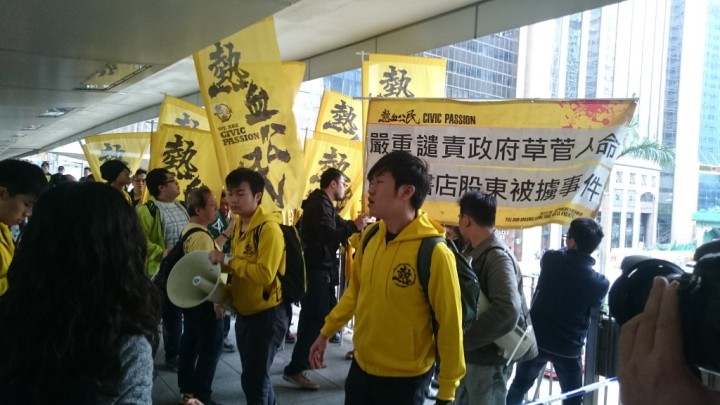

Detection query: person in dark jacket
(282, 168), (368, 390)
(507, 217), (609, 405)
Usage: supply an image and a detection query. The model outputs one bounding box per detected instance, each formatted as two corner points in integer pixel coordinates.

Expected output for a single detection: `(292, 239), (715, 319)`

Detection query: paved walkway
(151, 306), (438, 404)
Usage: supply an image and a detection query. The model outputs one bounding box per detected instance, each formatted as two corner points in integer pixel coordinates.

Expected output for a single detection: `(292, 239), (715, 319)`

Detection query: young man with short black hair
(456, 191), (535, 405)
(208, 168), (287, 404)
(100, 159), (132, 205)
(507, 217), (609, 405)
(309, 151), (465, 405)
(0, 160), (47, 296)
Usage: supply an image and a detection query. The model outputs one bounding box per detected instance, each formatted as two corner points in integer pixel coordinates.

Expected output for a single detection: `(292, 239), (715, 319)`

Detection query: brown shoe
(283, 372), (319, 390)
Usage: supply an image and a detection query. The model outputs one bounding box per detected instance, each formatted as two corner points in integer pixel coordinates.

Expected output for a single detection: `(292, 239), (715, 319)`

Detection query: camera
(608, 252), (720, 373)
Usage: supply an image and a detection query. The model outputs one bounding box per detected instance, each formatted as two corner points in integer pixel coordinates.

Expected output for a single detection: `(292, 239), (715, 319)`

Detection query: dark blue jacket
(530, 248), (609, 358)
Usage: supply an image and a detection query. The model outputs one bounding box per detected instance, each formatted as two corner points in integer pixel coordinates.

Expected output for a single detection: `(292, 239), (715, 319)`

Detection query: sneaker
(285, 332), (297, 344)
(283, 372), (319, 390)
(329, 333), (341, 344)
(222, 338), (235, 352)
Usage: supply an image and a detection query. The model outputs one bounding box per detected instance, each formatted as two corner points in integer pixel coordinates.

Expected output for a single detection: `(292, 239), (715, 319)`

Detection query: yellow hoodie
(0, 223), (14, 296)
(226, 206), (285, 316)
(321, 210), (466, 401)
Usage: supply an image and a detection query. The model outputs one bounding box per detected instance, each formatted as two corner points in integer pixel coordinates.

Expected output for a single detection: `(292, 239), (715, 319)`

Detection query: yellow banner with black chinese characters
(193, 17), (305, 212)
(81, 132), (150, 182)
(158, 96), (210, 131)
(315, 90), (362, 141)
(303, 132), (364, 219)
(282, 61), (306, 103)
(362, 54), (447, 148)
(365, 98), (637, 228)
(149, 124), (224, 204)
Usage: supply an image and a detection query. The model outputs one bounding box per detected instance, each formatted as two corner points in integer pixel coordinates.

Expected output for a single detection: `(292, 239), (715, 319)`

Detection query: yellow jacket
(226, 206), (284, 316)
(320, 210), (465, 401)
(0, 223), (14, 296)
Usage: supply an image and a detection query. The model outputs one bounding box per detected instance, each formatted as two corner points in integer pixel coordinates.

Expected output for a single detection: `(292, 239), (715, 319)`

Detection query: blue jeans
(284, 270), (334, 376)
(178, 302), (223, 401)
(345, 359), (432, 405)
(455, 363), (512, 405)
(506, 350), (583, 405)
(235, 304), (287, 405)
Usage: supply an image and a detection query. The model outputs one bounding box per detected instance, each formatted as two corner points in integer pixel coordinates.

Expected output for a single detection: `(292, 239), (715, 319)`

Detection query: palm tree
(617, 113), (675, 168)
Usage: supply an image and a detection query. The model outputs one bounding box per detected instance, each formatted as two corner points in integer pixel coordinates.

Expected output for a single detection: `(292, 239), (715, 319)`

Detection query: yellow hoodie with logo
(320, 210), (465, 401)
(0, 223), (15, 296)
(226, 206), (285, 316)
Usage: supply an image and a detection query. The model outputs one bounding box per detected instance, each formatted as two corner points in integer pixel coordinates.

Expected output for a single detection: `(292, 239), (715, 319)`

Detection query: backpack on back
(361, 223), (481, 334)
(153, 227), (209, 295)
(253, 222), (308, 304)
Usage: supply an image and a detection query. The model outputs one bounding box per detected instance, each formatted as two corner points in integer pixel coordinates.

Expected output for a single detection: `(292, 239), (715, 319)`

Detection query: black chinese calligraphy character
(417, 134), (438, 158)
(521, 138), (548, 161)
(379, 65), (414, 97)
(442, 135), (466, 159)
(391, 133), (412, 152)
(182, 177), (203, 204)
(575, 138), (594, 159)
(369, 132), (389, 154)
(207, 42), (251, 98)
(535, 178), (560, 201)
(596, 133), (619, 159)
(509, 178), (535, 202)
(162, 134), (199, 180)
(495, 138), (520, 161)
(175, 113), (200, 129)
(468, 137), (493, 160)
(549, 138), (575, 161)
(581, 173), (604, 202)
(322, 100), (359, 140)
(435, 174), (460, 197)
(484, 177), (509, 200)
(99, 143), (127, 164)
(559, 175), (582, 197)
(245, 81), (278, 125)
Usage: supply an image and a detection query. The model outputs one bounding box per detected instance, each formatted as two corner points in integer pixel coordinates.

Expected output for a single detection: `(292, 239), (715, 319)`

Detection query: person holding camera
(507, 217), (609, 405)
(618, 277), (720, 404)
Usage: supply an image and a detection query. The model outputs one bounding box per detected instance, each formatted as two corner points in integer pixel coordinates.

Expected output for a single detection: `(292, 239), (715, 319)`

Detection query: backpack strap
(361, 222), (381, 252)
(477, 245), (532, 330)
(417, 236), (444, 334)
(179, 227), (213, 253)
(253, 222), (266, 250)
(145, 200), (157, 218)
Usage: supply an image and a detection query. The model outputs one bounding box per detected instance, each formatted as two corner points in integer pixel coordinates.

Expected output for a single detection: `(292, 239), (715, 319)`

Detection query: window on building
(616, 171), (623, 183)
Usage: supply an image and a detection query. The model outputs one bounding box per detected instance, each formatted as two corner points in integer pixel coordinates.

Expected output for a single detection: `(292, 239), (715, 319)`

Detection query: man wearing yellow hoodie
(0, 160), (48, 296)
(309, 151), (466, 405)
(209, 168), (287, 405)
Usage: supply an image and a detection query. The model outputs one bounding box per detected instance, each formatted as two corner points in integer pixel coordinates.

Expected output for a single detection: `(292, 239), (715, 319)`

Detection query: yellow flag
(365, 98), (637, 228)
(158, 96), (210, 131)
(150, 124), (224, 203)
(193, 17), (305, 211)
(315, 90), (362, 141)
(81, 132), (150, 180)
(303, 132), (364, 219)
(282, 61), (306, 102)
(361, 53), (447, 150)
(363, 54), (447, 98)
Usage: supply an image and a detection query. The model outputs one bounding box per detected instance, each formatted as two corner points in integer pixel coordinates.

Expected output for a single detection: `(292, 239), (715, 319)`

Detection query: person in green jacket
(137, 168), (189, 372)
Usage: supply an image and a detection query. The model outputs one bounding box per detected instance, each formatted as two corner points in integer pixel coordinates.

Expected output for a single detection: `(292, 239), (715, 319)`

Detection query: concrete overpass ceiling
(0, 0), (620, 159)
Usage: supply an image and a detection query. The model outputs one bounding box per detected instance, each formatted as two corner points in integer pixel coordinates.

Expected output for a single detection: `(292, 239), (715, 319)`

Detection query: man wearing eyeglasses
(137, 168), (190, 373)
(283, 168), (368, 390)
(130, 168), (147, 207)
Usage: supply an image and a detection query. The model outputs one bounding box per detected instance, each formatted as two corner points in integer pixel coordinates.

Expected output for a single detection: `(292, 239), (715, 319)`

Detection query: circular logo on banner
(392, 263), (416, 288)
(213, 104), (232, 122)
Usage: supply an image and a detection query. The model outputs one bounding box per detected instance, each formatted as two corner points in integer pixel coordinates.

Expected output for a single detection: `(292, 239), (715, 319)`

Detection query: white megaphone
(167, 250), (234, 312)
(477, 290), (536, 362)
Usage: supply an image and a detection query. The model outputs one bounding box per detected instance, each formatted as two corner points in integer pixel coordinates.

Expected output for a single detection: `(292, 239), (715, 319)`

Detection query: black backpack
(362, 223), (481, 333)
(253, 222), (308, 304)
(153, 227), (210, 295)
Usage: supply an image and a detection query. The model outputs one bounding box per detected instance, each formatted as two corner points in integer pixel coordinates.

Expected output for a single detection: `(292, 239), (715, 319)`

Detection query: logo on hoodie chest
(392, 263), (416, 287)
(243, 242), (255, 256)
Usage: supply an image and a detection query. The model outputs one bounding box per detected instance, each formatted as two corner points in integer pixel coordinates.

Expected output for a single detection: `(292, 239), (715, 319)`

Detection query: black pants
(284, 270), (334, 375)
(236, 304), (287, 405)
(178, 302), (223, 401)
(345, 359), (432, 405)
(162, 295), (183, 362)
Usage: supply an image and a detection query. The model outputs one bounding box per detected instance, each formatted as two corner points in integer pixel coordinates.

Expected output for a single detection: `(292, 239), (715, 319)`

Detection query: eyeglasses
(163, 178), (178, 185)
